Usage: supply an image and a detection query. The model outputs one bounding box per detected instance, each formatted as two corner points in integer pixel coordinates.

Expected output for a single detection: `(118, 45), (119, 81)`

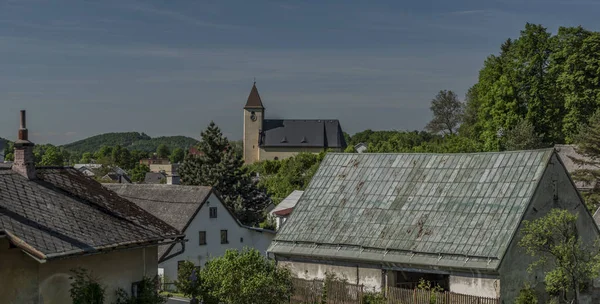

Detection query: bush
(362, 291), (385, 304)
(69, 268), (106, 304)
(175, 261), (204, 300)
(114, 276), (167, 304)
(515, 284), (538, 304)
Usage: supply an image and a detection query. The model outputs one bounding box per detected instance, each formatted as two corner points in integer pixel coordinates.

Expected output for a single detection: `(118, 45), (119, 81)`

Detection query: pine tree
(179, 122), (271, 225)
(571, 109), (600, 212)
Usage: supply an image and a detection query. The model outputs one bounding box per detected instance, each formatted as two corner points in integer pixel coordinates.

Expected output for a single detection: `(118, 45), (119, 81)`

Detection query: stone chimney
(12, 110), (36, 179)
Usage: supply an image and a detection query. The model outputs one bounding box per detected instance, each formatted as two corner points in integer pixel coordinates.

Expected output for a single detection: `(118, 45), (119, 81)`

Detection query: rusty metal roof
(270, 149), (555, 271)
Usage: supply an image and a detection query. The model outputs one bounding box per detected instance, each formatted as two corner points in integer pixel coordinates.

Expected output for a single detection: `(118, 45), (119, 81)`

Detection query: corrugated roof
(270, 149), (555, 270)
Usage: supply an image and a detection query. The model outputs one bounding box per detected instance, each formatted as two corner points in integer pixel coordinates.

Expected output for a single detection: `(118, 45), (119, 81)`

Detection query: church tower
(243, 82), (264, 164)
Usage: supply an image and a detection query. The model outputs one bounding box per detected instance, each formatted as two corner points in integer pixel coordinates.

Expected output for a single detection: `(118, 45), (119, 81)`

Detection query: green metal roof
(270, 149), (555, 271)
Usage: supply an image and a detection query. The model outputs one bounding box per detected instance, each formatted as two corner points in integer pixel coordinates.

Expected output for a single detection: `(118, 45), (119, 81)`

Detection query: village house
(268, 150), (600, 303)
(0, 111), (184, 304)
(243, 83), (347, 164)
(270, 190), (303, 230)
(104, 184), (276, 283)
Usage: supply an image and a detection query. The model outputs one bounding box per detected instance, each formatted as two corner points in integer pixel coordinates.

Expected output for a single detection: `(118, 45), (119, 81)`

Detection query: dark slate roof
(144, 172), (166, 184)
(0, 167), (182, 261)
(103, 184), (212, 259)
(260, 119), (346, 148)
(270, 150), (556, 271)
(244, 83), (264, 109)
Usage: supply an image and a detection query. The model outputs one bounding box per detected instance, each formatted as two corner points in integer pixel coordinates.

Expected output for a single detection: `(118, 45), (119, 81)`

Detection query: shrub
(515, 284), (538, 304)
(362, 291), (386, 304)
(69, 268), (106, 304)
(114, 276), (167, 304)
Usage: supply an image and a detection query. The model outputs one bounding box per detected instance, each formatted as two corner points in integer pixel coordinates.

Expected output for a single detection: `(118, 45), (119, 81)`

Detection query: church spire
(244, 82), (264, 109)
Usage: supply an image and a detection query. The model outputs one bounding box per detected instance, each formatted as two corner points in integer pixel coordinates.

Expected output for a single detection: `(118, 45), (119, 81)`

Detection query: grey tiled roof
(104, 184), (213, 259)
(0, 167), (181, 261)
(270, 150), (555, 270)
(144, 172), (166, 184)
(260, 119), (346, 148)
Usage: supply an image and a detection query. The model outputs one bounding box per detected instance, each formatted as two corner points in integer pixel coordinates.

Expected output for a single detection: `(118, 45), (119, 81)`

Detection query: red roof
(273, 207), (294, 217)
(244, 83), (264, 109)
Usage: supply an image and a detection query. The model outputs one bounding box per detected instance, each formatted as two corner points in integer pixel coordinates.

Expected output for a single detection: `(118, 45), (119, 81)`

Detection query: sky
(1, 0), (600, 145)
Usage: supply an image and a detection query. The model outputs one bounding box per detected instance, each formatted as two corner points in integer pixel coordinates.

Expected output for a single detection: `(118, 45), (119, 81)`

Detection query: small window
(199, 231), (206, 245)
(220, 230), (228, 244)
(209, 207), (217, 218)
(240, 237), (244, 243)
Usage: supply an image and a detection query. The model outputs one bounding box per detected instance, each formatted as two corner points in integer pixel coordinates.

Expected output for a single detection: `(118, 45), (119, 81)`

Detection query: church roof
(260, 119), (346, 149)
(244, 83), (264, 109)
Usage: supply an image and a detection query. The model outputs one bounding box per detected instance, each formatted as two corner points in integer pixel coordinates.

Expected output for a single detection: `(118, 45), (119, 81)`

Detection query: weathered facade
(105, 184), (276, 281)
(268, 150), (600, 303)
(0, 111), (183, 303)
(243, 83), (346, 164)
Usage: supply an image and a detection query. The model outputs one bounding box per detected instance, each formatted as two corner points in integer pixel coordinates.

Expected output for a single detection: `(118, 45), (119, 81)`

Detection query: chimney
(12, 110), (36, 179)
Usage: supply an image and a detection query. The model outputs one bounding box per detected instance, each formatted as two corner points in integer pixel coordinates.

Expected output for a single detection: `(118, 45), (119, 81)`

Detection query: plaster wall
(449, 274), (500, 298)
(278, 260), (383, 291)
(160, 193), (275, 281)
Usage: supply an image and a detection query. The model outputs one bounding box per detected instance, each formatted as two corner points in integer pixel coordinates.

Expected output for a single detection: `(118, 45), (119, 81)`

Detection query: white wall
(160, 193), (275, 281)
(449, 274), (500, 298)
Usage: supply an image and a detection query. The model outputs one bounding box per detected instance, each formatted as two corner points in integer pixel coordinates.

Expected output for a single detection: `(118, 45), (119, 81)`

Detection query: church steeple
(244, 82), (265, 109)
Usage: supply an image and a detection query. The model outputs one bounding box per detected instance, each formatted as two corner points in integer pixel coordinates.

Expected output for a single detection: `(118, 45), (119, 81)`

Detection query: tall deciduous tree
(179, 122), (271, 225)
(39, 146), (65, 166)
(519, 209), (600, 303)
(170, 148), (185, 164)
(425, 90), (464, 135)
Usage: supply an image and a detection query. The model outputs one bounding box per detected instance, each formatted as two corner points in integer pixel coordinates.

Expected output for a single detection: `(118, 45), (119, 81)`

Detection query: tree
(69, 268), (105, 304)
(519, 209), (600, 303)
(170, 148), (185, 164)
(571, 109), (600, 212)
(179, 122), (271, 225)
(503, 119), (544, 151)
(39, 146), (65, 166)
(175, 261), (208, 302)
(129, 164), (150, 183)
(157, 144), (170, 159)
(200, 249), (292, 304)
(80, 152), (93, 164)
(425, 90), (464, 135)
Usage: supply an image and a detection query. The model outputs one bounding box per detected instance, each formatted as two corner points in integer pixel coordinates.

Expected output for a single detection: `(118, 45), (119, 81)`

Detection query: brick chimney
(12, 110), (36, 179)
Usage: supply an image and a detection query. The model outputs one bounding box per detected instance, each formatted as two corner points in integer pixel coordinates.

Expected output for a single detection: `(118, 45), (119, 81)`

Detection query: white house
(270, 190), (303, 230)
(105, 184), (276, 282)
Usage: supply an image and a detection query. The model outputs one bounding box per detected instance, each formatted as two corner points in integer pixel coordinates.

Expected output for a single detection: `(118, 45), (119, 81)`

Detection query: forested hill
(61, 132), (199, 153)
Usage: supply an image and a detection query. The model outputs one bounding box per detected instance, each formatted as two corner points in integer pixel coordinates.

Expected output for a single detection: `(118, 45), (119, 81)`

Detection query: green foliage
(425, 90), (465, 135)
(571, 109), (600, 213)
(61, 132), (198, 154)
(80, 152), (93, 163)
(503, 119), (545, 151)
(362, 292), (386, 304)
(417, 279), (444, 304)
(519, 209), (600, 302)
(247, 152), (325, 204)
(130, 164), (150, 183)
(114, 276), (166, 304)
(175, 261), (204, 300)
(170, 148), (185, 164)
(515, 284), (538, 304)
(156, 144), (170, 159)
(69, 268), (105, 304)
(200, 248), (292, 304)
(179, 122), (271, 225)
(39, 145), (65, 166)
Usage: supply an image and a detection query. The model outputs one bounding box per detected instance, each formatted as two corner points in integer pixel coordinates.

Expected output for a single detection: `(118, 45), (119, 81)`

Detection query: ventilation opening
(301, 136), (308, 143)
(280, 136), (288, 143)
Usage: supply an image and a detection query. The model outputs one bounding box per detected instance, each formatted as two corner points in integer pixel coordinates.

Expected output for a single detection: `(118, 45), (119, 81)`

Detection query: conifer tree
(179, 122), (271, 225)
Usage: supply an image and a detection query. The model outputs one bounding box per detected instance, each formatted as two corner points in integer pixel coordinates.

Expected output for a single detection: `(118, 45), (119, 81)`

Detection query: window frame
(199, 231), (207, 245)
(209, 207), (218, 218)
(220, 230), (228, 244)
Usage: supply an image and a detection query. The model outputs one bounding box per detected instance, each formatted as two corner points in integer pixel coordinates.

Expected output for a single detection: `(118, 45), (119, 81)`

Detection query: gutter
(3, 230), (48, 262)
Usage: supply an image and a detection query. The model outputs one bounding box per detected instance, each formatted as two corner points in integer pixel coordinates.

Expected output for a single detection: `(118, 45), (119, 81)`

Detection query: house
(0, 111), (183, 304)
(74, 163), (127, 177)
(268, 150), (600, 303)
(270, 190), (303, 230)
(101, 172), (132, 183)
(144, 172), (166, 184)
(354, 142), (368, 153)
(104, 184), (276, 282)
(243, 83), (347, 164)
(140, 157), (170, 166)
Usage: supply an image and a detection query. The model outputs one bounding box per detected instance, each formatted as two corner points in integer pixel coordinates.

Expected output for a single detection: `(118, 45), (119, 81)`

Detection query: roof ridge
(326, 148), (555, 156)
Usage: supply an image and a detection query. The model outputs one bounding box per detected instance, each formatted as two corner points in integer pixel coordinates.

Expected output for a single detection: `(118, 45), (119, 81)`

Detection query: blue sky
(1, 0), (599, 144)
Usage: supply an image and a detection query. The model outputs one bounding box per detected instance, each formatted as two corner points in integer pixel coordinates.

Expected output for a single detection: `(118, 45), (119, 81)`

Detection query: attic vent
(301, 136), (308, 143)
(280, 136), (288, 143)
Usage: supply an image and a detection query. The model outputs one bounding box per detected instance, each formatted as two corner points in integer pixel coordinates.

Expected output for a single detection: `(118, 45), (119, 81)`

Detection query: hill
(61, 132), (199, 154)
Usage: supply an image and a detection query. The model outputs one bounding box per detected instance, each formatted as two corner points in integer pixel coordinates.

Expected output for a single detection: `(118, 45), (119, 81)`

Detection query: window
(220, 230), (228, 244)
(240, 237), (244, 243)
(177, 261), (185, 274)
(199, 231), (206, 245)
(209, 207), (217, 218)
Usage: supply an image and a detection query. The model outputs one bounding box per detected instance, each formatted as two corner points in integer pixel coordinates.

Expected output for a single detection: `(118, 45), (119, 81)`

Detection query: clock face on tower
(250, 111), (257, 121)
